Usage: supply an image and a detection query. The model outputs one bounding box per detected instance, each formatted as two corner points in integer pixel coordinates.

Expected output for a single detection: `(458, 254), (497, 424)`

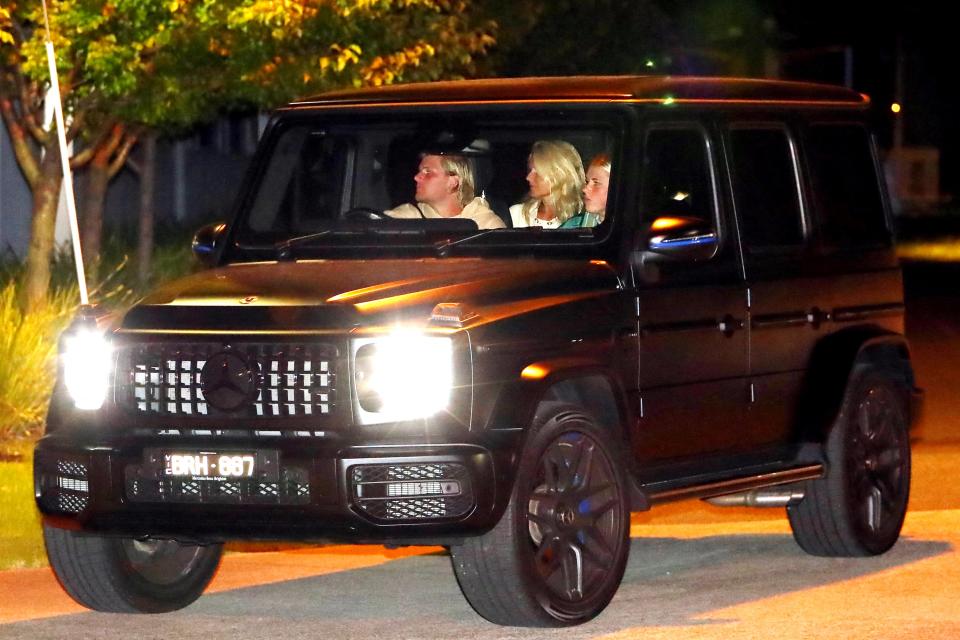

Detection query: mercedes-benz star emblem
(200, 352), (257, 411)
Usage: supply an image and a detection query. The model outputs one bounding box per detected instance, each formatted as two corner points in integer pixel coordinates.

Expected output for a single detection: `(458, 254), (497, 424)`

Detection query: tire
(450, 403), (630, 626)
(788, 367), (911, 557)
(43, 524), (223, 613)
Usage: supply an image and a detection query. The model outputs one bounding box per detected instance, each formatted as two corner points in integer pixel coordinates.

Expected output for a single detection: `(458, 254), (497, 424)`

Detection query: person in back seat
(562, 153), (610, 228)
(510, 140), (585, 229)
(386, 152), (505, 230)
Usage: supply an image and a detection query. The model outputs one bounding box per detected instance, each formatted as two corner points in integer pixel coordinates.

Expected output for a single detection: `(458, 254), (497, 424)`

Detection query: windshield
(230, 107), (623, 259)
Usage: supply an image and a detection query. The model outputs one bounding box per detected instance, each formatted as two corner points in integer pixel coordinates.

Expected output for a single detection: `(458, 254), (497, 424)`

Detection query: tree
(477, 0), (676, 77)
(0, 0), (494, 310)
(663, 0), (780, 77)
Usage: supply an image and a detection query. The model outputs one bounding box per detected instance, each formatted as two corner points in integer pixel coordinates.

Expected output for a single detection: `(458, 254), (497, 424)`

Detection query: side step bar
(646, 463), (824, 507)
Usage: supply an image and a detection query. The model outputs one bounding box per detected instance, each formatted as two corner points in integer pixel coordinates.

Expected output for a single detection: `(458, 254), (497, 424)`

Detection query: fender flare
(487, 358), (648, 510)
(794, 327), (915, 443)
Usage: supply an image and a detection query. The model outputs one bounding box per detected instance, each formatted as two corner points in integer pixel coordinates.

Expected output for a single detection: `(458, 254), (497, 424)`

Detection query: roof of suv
(292, 76), (868, 108)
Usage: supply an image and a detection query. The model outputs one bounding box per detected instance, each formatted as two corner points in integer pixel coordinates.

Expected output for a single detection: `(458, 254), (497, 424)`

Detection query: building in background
(0, 113), (263, 259)
(0, 124), (33, 257)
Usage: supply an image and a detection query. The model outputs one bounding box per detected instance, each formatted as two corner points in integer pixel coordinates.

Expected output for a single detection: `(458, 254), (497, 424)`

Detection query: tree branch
(5, 19), (49, 144)
(17, 73), (49, 144)
(66, 109), (86, 142)
(69, 144), (94, 169)
(69, 118), (115, 169)
(0, 96), (41, 188)
(108, 132), (139, 177)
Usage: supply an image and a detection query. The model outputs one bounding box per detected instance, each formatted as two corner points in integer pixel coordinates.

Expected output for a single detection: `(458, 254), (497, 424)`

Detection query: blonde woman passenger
(562, 153), (610, 228)
(386, 152), (505, 230)
(510, 140), (585, 229)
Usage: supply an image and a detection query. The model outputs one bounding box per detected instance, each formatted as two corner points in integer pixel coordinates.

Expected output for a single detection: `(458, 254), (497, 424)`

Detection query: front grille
(350, 463), (474, 522)
(125, 465), (311, 505)
(116, 342), (337, 419)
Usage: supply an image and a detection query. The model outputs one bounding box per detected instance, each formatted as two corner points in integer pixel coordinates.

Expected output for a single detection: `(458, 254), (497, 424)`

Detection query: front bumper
(35, 431), (518, 544)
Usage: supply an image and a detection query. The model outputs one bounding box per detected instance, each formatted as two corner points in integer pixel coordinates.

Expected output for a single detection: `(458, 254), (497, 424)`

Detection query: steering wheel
(344, 206), (389, 222)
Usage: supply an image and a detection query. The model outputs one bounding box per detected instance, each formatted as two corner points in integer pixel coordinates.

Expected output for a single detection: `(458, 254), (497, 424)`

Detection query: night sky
(766, 1), (957, 198)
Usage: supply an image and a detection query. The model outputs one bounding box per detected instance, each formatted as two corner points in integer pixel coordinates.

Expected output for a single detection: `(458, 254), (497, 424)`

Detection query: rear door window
(728, 125), (805, 251)
(805, 124), (889, 249)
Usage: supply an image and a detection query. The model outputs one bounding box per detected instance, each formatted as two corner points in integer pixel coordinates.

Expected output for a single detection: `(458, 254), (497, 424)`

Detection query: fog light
(386, 480), (461, 497)
(57, 477), (89, 492)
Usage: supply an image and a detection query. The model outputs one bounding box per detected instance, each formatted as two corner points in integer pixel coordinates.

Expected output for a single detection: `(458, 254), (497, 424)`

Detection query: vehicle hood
(121, 259), (621, 332)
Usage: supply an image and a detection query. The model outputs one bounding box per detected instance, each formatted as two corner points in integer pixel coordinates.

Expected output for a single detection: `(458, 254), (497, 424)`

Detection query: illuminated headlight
(62, 329), (113, 410)
(352, 332), (453, 424)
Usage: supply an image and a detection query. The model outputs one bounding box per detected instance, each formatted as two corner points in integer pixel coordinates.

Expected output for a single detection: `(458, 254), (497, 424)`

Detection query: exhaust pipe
(705, 484), (805, 508)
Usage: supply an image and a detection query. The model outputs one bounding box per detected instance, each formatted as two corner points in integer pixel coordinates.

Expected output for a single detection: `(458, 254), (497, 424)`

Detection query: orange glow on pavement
(0, 544), (439, 624)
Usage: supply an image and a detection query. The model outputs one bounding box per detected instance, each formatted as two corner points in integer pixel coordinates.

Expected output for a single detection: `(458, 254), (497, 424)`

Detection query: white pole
(42, 2), (88, 305)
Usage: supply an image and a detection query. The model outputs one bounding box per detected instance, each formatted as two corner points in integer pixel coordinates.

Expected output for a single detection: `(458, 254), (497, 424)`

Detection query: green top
(560, 212), (602, 228)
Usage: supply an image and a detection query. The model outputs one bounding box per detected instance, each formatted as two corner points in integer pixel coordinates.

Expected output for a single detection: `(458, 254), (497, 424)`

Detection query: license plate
(163, 451), (262, 480)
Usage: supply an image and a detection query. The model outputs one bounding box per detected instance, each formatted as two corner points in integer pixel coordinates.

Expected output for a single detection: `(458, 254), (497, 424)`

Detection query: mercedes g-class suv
(35, 76), (919, 627)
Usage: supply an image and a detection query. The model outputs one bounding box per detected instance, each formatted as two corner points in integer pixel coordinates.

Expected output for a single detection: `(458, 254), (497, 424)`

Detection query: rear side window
(728, 126), (804, 250)
(806, 124), (889, 248)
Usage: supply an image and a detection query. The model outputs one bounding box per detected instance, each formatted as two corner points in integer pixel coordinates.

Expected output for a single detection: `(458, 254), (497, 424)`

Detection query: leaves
(2, 0), (494, 135)
(0, 0), (494, 296)
(0, 6), (13, 45)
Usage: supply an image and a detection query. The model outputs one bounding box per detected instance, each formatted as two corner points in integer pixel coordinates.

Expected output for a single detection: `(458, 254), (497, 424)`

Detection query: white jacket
(386, 198), (505, 230)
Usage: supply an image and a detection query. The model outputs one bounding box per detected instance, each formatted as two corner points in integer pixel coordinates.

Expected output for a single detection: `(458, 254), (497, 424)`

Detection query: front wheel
(788, 367), (911, 556)
(450, 404), (630, 626)
(44, 524), (223, 613)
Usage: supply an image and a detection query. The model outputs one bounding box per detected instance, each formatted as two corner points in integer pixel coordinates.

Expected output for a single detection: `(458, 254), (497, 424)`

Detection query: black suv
(35, 76), (920, 627)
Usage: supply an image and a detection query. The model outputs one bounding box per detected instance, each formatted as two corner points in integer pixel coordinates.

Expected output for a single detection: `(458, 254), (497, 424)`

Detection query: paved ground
(0, 262), (957, 638)
(2, 493), (958, 639)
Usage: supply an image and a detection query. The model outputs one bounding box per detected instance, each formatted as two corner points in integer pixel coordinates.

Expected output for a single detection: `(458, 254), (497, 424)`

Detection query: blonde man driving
(386, 153), (505, 230)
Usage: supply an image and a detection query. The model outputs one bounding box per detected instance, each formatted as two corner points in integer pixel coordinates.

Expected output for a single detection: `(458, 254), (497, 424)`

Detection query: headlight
(62, 328), (113, 410)
(352, 331), (453, 424)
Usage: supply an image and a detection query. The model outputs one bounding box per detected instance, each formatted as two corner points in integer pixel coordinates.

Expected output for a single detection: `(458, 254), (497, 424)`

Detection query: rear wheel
(788, 367), (911, 556)
(44, 524), (223, 613)
(450, 404), (630, 626)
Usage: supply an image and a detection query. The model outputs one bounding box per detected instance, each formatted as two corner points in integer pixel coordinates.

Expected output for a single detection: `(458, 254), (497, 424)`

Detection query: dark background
(481, 0), (957, 204)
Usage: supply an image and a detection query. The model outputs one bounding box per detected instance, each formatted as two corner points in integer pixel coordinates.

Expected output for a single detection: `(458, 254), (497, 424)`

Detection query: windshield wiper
(434, 228), (504, 257)
(274, 229), (343, 260)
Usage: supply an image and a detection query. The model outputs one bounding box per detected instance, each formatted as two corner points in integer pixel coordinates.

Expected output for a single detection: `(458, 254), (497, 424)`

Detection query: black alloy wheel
(450, 403), (630, 626)
(526, 430), (625, 606)
(788, 367), (911, 557)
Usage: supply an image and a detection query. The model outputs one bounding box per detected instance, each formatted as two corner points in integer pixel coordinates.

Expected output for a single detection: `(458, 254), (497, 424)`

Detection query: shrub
(0, 282), (77, 439)
(0, 230), (198, 439)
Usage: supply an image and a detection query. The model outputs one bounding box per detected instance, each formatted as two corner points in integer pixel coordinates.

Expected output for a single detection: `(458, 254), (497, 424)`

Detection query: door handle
(718, 314), (744, 337)
(806, 307), (830, 329)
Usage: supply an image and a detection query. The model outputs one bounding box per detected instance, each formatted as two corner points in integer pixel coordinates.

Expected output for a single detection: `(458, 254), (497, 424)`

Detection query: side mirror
(191, 222), (227, 267)
(639, 215), (717, 262)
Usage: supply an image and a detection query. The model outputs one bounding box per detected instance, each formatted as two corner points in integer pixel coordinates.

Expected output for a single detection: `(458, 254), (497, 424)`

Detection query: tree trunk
(81, 158), (110, 285)
(137, 135), (157, 287)
(22, 148), (64, 312)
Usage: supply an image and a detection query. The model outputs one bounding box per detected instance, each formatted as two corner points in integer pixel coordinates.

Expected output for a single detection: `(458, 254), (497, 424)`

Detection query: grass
(0, 440), (44, 570)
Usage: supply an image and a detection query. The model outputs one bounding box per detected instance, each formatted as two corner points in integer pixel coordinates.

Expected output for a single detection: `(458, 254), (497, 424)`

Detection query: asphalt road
(1, 261), (957, 639)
